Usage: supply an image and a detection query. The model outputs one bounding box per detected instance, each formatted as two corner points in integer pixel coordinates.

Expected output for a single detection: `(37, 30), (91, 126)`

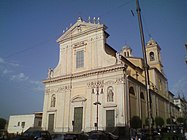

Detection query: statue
(116, 52), (121, 64)
(107, 86), (114, 102)
(48, 68), (53, 79)
(93, 17), (96, 24)
(97, 17), (100, 24)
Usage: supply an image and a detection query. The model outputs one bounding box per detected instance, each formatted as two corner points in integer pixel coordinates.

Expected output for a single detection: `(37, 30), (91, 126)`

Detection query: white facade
(42, 17), (131, 132)
(174, 98), (186, 117)
(8, 113), (42, 134)
(42, 17), (176, 133)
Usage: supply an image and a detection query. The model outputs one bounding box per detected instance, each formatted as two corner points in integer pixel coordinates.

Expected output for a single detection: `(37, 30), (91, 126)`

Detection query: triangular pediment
(71, 95), (87, 103)
(57, 18), (106, 43)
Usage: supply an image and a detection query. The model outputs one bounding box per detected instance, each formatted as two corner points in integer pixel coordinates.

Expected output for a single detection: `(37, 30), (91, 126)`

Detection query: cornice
(149, 67), (167, 81)
(43, 64), (127, 84)
(57, 25), (105, 44)
(121, 55), (143, 73)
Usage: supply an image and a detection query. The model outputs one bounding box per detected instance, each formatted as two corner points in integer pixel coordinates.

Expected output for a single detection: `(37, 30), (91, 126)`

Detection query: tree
(130, 116), (142, 129)
(176, 117), (185, 124)
(0, 118), (7, 129)
(155, 116), (164, 127)
(166, 118), (173, 124)
(145, 117), (149, 126)
(145, 117), (154, 126)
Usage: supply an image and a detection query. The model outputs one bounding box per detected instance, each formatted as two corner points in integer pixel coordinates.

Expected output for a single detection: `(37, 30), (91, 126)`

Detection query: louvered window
(76, 50), (84, 68)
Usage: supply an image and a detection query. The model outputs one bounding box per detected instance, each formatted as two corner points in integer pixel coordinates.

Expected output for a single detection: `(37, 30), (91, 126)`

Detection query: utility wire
(4, 36), (57, 59)
(102, 0), (132, 16)
(142, 14), (152, 39)
(4, 0), (132, 59)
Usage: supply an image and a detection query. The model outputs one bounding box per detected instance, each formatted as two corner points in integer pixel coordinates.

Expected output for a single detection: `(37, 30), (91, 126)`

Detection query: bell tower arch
(146, 38), (164, 73)
(120, 45), (132, 58)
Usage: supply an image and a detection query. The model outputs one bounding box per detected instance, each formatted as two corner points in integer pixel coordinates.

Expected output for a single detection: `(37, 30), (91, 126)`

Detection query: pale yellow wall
(42, 69), (128, 132)
(42, 19), (176, 132)
(53, 20), (116, 78)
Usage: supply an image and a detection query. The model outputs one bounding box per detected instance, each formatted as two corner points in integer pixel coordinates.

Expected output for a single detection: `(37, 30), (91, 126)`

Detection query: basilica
(41, 17), (179, 133)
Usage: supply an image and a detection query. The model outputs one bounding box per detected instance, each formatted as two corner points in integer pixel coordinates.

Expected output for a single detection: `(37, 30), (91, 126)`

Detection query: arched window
(107, 86), (114, 102)
(51, 94), (56, 107)
(124, 52), (127, 57)
(150, 52), (155, 61)
(140, 92), (145, 100)
(129, 86), (135, 95)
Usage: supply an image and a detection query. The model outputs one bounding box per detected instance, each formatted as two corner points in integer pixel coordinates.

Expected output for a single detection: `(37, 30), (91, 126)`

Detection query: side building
(8, 112), (42, 134)
(42, 17), (178, 133)
(174, 97), (187, 118)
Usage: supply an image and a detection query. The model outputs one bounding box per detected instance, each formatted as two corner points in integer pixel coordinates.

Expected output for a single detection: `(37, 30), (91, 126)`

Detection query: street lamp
(92, 84), (104, 131)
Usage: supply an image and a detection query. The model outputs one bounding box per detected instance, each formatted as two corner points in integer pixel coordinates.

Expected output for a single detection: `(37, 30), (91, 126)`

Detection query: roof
(56, 17), (107, 43)
(146, 38), (161, 50)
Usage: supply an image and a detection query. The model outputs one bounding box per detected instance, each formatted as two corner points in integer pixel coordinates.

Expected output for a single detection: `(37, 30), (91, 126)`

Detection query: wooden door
(73, 107), (83, 132)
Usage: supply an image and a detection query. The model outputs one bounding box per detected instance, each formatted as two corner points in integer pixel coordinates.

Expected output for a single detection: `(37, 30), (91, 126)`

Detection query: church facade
(41, 17), (178, 133)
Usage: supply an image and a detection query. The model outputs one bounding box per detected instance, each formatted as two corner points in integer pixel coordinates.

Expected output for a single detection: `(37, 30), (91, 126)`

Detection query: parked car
(63, 132), (88, 140)
(23, 129), (51, 140)
(51, 133), (65, 140)
(87, 130), (119, 140)
(0, 130), (8, 140)
(12, 129), (52, 140)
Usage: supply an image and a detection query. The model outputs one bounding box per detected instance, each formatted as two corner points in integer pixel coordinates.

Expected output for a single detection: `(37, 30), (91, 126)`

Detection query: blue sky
(0, 0), (187, 119)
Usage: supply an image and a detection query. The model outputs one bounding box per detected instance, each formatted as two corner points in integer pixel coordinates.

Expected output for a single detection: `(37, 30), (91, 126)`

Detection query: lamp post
(92, 83), (103, 131)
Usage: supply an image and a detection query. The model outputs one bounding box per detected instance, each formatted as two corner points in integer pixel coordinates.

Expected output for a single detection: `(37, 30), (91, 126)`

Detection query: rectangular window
(76, 50), (84, 68)
(18, 122), (20, 126)
(21, 122), (25, 128)
(38, 121), (42, 127)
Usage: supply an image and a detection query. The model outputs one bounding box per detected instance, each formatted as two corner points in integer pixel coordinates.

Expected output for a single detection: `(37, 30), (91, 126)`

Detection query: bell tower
(146, 38), (164, 73)
(120, 45), (133, 57)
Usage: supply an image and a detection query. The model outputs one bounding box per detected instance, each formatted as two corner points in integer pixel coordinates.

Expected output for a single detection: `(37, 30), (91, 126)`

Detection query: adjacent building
(8, 112), (42, 134)
(174, 97), (187, 118)
(41, 17), (179, 133)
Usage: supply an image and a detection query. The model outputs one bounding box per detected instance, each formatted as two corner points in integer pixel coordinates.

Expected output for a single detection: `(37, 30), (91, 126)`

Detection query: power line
(4, 1), (132, 59)
(100, 0), (132, 17)
(4, 36), (56, 59)
(142, 14), (152, 39)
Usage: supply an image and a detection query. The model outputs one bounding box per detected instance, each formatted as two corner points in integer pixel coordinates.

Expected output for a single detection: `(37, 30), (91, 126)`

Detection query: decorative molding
(87, 80), (104, 88)
(47, 109), (57, 112)
(45, 85), (72, 94)
(57, 20), (106, 44)
(104, 80), (115, 85)
(46, 88), (50, 94)
(71, 95), (87, 103)
(103, 103), (117, 108)
(73, 41), (87, 49)
(115, 77), (124, 84)
(57, 85), (72, 92)
(43, 64), (126, 84)
(104, 77), (124, 86)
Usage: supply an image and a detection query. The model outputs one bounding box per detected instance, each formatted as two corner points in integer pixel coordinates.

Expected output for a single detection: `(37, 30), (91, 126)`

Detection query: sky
(0, 0), (187, 120)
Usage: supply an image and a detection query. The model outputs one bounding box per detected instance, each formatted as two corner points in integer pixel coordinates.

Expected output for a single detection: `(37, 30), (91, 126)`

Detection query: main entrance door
(106, 110), (115, 132)
(73, 107), (83, 132)
(48, 114), (54, 132)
